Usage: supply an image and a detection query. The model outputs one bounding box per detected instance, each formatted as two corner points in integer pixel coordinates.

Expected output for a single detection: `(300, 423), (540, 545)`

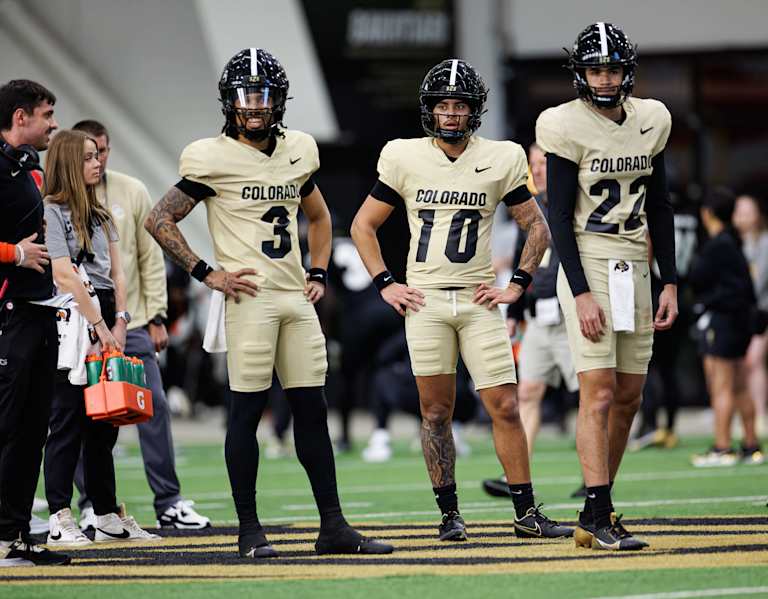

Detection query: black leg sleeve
(285, 387), (347, 532)
(225, 389), (269, 530)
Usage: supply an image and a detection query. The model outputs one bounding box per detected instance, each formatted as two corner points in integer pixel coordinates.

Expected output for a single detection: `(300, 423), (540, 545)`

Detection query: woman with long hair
(42, 130), (159, 546)
(733, 191), (768, 453)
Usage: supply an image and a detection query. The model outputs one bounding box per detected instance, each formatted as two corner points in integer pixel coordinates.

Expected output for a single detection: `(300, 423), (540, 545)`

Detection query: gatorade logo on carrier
(137, 391), (145, 410)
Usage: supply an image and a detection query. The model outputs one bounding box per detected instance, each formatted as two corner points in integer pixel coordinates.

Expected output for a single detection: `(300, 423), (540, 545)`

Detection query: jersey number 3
(416, 209), (481, 263)
(261, 206), (291, 259)
(586, 176), (647, 234)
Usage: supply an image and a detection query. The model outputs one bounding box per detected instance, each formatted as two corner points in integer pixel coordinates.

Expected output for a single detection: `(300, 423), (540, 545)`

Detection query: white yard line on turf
(590, 587), (768, 599)
(121, 465), (768, 500)
(210, 494), (767, 524)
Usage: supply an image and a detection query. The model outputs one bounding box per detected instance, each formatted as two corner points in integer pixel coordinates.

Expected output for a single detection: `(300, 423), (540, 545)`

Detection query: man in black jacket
(0, 79), (69, 566)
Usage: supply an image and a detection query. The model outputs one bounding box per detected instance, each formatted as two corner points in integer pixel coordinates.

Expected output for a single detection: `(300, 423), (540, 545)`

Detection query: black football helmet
(219, 48), (289, 141)
(419, 59), (488, 143)
(566, 22), (637, 109)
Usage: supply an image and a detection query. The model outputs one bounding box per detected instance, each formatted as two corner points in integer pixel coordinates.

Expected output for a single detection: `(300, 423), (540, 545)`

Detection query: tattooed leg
(420, 419), (457, 487)
(416, 374), (457, 488)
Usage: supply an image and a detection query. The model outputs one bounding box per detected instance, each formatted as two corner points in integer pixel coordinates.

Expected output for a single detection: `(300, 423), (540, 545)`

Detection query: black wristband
(373, 270), (395, 292)
(510, 268), (533, 290)
(307, 267), (328, 286)
(191, 260), (214, 282)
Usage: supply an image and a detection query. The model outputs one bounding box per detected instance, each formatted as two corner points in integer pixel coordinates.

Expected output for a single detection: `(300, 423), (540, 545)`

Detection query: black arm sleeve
(300, 176), (316, 198)
(546, 153), (590, 296)
(645, 151), (677, 285)
(370, 179), (403, 206)
(501, 185), (532, 207)
(175, 178), (215, 201)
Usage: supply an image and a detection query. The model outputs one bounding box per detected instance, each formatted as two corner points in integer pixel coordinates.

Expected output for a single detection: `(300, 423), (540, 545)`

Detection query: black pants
(0, 301), (57, 541)
(44, 289), (120, 516)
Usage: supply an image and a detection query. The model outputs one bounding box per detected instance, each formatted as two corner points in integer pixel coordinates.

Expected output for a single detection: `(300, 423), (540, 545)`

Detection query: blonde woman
(42, 130), (159, 546)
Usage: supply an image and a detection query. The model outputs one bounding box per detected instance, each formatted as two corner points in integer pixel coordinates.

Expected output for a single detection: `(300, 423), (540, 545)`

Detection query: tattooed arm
(473, 198), (551, 309)
(420, 419), (456, 488)
(144, 185), (259, 302)
(144, 186), (201, 272)
(509, 198), (551, 277)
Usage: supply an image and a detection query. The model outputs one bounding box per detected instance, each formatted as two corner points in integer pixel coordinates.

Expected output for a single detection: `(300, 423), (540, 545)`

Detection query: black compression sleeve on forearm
(546, 154), (590, 296)
(646, 151), (677, 285)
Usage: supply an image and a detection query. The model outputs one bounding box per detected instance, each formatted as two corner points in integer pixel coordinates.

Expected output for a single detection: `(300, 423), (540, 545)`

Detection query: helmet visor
(224, 85), (285, 111)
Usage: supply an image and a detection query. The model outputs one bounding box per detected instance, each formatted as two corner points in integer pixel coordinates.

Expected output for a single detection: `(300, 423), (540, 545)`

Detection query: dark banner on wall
(300, 0), (455, 144)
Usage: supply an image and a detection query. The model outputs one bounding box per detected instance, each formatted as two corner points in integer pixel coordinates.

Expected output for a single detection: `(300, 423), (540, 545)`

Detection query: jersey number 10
(416, 209), (481, 263)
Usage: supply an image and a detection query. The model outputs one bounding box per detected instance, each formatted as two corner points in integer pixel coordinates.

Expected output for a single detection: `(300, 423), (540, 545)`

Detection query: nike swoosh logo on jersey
(640, 127), (654, 135)
(10, 170), (20, 177)
(475, 166), (491, 173)
(49, 531), (62, 540)
(96, 527), (131, 539)
(290, 157), (301, 165)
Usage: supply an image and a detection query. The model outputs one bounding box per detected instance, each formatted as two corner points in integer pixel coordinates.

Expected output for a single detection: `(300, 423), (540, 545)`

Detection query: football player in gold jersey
(352, 59), (573, 541)
(536, 23), (678, 550)
(145, 48), (392, 558)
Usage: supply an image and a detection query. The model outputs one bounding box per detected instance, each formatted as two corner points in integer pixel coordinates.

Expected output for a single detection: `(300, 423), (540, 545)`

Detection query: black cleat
(315, 526), (393, 555)
(482, 476), (512, 499)
(573, 510), (596, 547)
(438, 511), (468, 541)
(5, 536), (71, 566)
(570, 483), (587, 498)
(513, 505), (574, 539)
(238, 528), (278, 558)
(575, 512), (648, 551)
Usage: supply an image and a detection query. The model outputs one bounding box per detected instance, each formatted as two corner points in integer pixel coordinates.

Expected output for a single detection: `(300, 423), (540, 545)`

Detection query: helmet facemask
(571, 63), (635, 109)
(420, 94), (483, 144)
(221, 85), (286, 142)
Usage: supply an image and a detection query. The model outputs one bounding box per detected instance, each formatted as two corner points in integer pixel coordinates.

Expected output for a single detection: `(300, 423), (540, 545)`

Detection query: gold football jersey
(179, 131), (319, 290)
(536, 97), (671, 261)
(378, 136), (530, 288)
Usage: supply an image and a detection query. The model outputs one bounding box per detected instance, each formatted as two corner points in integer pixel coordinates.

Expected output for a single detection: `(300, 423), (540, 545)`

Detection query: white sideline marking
(590, 587), (768, 599)
(229, 494), (767, 524)
(120, 466), (768, 502)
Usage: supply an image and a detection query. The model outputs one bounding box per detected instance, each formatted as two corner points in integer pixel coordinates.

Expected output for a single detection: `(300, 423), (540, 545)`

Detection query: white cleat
(157, 500), (211, 529)
(47, 508), (92, 547)
(79, 506), (97, 532)
(691, 448), (739, 468)
(95, 505), (161, 543)
(29, 514), (49, 535)
(362, 429), (392, 463)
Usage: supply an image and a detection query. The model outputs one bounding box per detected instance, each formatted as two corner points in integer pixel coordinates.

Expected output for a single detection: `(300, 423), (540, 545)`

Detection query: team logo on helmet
(219, 48), (290, 141)
(565, 22), (637, 109)
(419, 59), (488, 144)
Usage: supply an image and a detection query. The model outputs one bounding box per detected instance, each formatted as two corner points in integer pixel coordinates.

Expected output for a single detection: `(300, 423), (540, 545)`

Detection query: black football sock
(508, 482), (535, 519)
(225, 390), (269, 531)
(586, 484), (613, 529)
(285, 387), (348, 533)
(433, 483), (459, 515)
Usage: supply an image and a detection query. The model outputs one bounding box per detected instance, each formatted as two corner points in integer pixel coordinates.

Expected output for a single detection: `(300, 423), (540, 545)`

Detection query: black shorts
(698, 311), (752, 359)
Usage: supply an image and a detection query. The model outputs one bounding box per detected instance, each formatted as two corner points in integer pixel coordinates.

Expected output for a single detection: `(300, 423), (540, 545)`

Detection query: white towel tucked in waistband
(203, 290), (227, 353)
(608, 259), (635, 332)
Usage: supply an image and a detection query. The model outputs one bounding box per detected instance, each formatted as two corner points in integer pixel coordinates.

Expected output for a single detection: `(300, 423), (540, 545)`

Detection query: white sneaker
(157, 500), (211, 529)
(32, 497), (48, 513)
(79, 506), (97, 532)
(29, 514), (49, 535)
(362, 429), (392, 463)
(47, 508), (92, 546)
(95, 505), (161, 543)
(452, 423), (472, 457)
